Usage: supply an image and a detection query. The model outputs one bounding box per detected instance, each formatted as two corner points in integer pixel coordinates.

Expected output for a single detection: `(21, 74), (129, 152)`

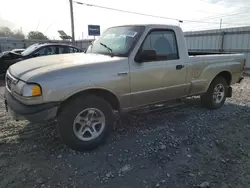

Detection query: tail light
(243, 58), (246, 73)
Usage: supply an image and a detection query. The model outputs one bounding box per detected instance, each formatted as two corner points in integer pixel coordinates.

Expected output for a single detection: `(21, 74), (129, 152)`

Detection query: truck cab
(126, 25), (190, 107)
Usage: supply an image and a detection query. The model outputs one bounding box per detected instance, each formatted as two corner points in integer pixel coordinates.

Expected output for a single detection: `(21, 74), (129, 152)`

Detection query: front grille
(5, 72), (17, 92)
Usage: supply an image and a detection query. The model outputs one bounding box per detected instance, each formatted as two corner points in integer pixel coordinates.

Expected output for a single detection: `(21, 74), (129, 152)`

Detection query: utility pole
(69, 0), (75, 45)
(220, 19), (222, 30)
(36, 20), (41, 31)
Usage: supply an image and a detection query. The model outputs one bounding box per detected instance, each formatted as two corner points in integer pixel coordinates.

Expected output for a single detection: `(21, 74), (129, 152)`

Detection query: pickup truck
(4, 24), (245, 151)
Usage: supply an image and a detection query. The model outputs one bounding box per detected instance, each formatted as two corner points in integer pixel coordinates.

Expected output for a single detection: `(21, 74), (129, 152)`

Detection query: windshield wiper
(100, 42), (113, 57)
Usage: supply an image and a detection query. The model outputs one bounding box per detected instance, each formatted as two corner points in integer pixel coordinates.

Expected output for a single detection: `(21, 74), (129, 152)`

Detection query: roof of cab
(109, 24), (181, 29)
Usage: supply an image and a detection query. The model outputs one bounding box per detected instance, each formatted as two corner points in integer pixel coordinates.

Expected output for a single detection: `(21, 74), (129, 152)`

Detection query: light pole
(69, 0), (75, 45)
(220, 19), (222, 30)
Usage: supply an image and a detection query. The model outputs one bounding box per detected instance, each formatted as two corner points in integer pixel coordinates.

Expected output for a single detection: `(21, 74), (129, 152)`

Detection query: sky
(0, 0), (250, 39)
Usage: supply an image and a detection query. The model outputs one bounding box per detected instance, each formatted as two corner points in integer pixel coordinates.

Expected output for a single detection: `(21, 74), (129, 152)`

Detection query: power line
(74, 1), (223, 24)
(199, 0), (250, 9)
(74, 1), (177, 21)
(184, 21), (250, 27)
(197, 9), (250, 21)
(74, 0), (250, 29)
(184, 22), (250, 31)
(192, 1), (250, 22)
(229, 18), (250, 24)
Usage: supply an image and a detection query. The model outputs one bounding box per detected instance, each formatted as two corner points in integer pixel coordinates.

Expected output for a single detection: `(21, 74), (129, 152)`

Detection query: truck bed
(188, 51), (244, 63)
(188, 51), (232, 56)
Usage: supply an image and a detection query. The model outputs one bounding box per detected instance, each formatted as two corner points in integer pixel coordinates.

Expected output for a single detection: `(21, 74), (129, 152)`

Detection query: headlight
(22, 83), (42, 97)
(14, 80), (25, 94)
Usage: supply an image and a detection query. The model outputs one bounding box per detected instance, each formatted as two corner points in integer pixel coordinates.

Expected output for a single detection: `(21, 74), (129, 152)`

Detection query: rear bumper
(4, 89), (59, 123)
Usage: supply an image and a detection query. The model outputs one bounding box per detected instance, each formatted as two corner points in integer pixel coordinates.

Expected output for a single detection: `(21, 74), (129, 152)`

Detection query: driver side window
(141, 30), (179, 61)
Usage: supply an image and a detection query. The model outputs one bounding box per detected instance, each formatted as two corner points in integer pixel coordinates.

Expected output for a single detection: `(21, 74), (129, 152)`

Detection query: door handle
(117, 72), (128, 76)
(176, 65), (184, 70)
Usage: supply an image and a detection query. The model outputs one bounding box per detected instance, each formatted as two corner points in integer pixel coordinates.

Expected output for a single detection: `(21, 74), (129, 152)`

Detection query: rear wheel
(201, 76), (228, 110)
(57, 95), (114, 151)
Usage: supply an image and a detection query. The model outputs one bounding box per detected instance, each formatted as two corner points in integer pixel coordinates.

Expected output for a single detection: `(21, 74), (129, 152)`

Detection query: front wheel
(57, 95), (114, 151)
(201, 76), (228, 110)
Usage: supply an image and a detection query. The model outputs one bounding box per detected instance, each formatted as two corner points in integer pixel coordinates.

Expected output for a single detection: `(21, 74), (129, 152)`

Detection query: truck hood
(8, 53), (123, 81)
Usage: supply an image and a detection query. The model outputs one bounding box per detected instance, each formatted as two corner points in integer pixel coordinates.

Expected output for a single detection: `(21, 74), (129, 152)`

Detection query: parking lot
(0, 77), (250, 188)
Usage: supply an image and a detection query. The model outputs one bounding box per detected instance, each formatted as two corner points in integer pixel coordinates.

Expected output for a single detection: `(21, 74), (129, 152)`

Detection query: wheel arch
(58, 88), (121, 114)
(205, 70), (232, 92)
(215, 71), (232, 85)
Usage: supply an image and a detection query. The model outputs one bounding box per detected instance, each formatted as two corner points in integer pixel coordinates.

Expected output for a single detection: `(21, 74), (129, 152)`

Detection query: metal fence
(184, 26), (250, 69)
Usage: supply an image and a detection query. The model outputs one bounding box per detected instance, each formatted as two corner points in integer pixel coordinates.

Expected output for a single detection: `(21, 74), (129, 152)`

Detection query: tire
(201, 76), (228, 110)
(57, 95), (114, 151)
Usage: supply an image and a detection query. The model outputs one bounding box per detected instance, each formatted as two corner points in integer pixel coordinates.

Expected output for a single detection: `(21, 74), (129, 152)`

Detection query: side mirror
(136, 50), (157, 62)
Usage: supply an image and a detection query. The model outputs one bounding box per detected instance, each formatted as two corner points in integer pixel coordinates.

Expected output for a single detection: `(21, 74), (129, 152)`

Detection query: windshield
(86, 26), (145, 57)
(21, 43), (40, 56)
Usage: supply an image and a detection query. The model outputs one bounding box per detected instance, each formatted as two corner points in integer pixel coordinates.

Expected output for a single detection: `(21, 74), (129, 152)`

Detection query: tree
(13, 29), (25, 39)
(0, 27), (25, 39)
(0, 27), (14, 37)
(27, 31), (49, 40)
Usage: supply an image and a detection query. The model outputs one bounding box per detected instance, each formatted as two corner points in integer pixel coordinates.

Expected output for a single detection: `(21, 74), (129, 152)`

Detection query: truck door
(129, 29), (188, 107)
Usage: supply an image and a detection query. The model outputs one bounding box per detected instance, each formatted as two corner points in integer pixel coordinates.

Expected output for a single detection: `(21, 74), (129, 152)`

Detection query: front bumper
(4, 89), (59, 123)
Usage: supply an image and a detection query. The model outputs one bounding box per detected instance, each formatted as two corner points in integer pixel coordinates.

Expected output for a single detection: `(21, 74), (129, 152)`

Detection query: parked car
(11, 48), (25, 54)
(0, 43), (82, 77)
(4, 24), (245, 151)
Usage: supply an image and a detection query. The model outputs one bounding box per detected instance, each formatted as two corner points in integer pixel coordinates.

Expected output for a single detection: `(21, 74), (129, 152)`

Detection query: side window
(141, 30), (179, 61)
(69, 47), (79, 53)
(58, 46), (78, 54)
(34, 46), (57, 57)
(58, 46), (68, 54)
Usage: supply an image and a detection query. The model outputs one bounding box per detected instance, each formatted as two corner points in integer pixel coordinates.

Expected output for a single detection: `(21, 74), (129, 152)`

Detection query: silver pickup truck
(4, 24), (245, 151)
